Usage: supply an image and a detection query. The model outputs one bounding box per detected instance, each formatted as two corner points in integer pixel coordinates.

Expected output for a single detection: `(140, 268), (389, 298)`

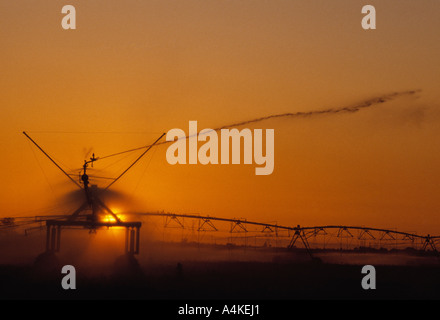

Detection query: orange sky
(1, 0), (440, 234)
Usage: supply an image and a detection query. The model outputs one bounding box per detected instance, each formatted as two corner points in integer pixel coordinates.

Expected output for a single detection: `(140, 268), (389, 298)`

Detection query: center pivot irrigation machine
(0, 131), (438, 262)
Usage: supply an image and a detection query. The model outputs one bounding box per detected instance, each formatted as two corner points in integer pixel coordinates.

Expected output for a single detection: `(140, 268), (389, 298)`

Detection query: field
(1, 241), (439, 300)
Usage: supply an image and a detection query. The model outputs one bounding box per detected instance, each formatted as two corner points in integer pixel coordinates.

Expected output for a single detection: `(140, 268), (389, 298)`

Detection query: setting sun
(102, 214), (117, 223)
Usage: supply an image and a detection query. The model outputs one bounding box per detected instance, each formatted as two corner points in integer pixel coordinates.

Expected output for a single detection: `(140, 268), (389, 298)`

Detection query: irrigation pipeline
(2, 212), (439, 244)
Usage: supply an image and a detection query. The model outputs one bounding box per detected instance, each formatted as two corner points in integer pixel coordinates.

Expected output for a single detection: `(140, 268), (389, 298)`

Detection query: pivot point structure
(23, 131), (165, 256)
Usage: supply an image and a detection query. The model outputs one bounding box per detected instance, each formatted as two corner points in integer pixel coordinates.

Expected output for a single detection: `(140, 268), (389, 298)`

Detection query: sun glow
(103, 214), (117, 223)
(101, 207), (126, 223)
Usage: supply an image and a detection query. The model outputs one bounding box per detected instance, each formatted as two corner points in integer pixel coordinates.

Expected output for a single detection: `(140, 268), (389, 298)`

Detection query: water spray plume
(111, 89), (421, 155)
(214, 90), (421, 130)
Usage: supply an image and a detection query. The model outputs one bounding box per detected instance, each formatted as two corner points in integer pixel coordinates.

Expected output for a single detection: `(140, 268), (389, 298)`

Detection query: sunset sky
(1, 0), (439, 235)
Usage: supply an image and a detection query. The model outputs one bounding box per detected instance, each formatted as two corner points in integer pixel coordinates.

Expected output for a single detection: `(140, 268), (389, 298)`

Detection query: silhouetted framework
(130, 212), (439, 257)
(2, 212), (439, 259)
(44, 220), (141, 254)
(20, 131), (165, 256)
